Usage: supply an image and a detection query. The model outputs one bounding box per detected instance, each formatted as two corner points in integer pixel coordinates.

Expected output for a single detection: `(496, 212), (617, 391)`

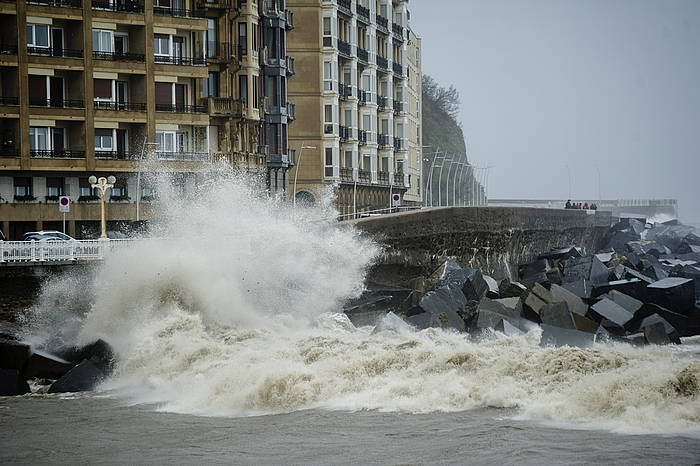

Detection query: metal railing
(357, 47), (369, 63)
(337, 205), (422, 221)
(208, 97), (244, 117)
(340, 167), (353, 181)
(339, 125), (350, 142)
(207, 42), (235, 64)
(0, 239), (138, 263)
(358, 169), (371, 183)
(198, 0), (235, 9)
(93, 50), (146, 62)
(376, 55), (388, 70)
(156, 151), (209, 161)
(0, 96), (19, 106)
(393, 138), (404, 150)
(378, 171), (389, 185)
(394, 172), (404, 185)
(154, 55), (206, 66)
(393, 101), (404, 113)
(377, 133), (390, 148)
(356, 4), (370, 22)
(337, 39), (351, 56)
(376, 15), (389, 33)
(29, 98), (84, 108)
(358, 89), (368, 105)
(155, 103), (207, 113)
(358, 129), (367, 145)
(392, 22), (404, 39)
(377, 95), (388, 109)
(393, 61), (404, 76)
(94, 101), (147, 111)
(95, 151), (138, 159)
(92, 0), (144, 12)
(153, 6), (205, 17)
(27, 47), (83, 58)
(30, 149), (86, 158)
(337, 0), (351, 15)
(27, 0), (81, 7)
(339, 83), (352, 99)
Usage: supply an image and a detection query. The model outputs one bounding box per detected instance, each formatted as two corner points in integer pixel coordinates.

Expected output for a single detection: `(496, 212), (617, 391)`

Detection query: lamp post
(437, 153), (453, 207)
(89, 175), (116, 239)
(292, 144), (317, 208)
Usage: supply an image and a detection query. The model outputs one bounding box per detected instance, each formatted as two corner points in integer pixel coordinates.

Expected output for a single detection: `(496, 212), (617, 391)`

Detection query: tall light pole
(438, 153), (453, 206)
(427, 148), (442, 207)
(292, 143), (316, 208)
(137, 140), (158, 222)
(89, 175), (116, 239)
(452, 155), (466, 207)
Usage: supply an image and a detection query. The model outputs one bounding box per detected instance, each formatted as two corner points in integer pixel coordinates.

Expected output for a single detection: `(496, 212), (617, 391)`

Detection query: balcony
(94, 101), (146, 111)
(378, 171), (389, 185)
(92, 0), (144, 13)
(286, 102), (295, 120)
(208, 97), (244, 117)
(0, 43), (18, 55)
(156, 151), (209, 161)
(393, 138), (404, 151)
(0, 96), (19, 106)
(357, 47), (369, 63)
(392, 22), (404, 41)
(27, 47), (83, 58)
(393, 101), (404, 113)
(27, 0), (81, 7)
(339, 125), (350, 142)
(93, 51), (146, 62)
(394, 172), (404, 185)
(95, 151), (138, 159)
(358, 169), (370, 183)
(337, 39), (351, 57)
(356, 4), (370, 23)
(156, 104), (207, 113)
(337, 0), (352, 16)
(154, 55), (206, 66)
(30, 149), (86, 158)
(207, 43), (236, 65)
(286, 56), (295, 75)
(153, 6), (205, 18)
(358, 129), (367, 145)
(376, 55), (388, 71)
(340, 167), (353, 181)
(339, 82), (352, 100)
(377, 133), (390, 148)
(393, 61), (404, 76)
(29, 98), (84, 108)
(377, 95), (388, 110)
(376, 15), (389, 34)
(358, 89), (368, 105)
(196, 0), (234, 10)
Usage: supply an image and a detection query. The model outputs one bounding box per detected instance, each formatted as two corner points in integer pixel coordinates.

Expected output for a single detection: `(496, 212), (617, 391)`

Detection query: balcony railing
(337, 0), (351, 16)
(393, 101), (404, 113)
(0, 96), (19, 106)
(339, 83), (352, 100)
(95, 151), (138, 159)
(93, 50), (146, 62)
(207, 42), (236, 65)
(197, 0), (234, 9)
(27, 47), (83, 58)
(393, 61), (404, 76)
(153, 6), (205, 17)
(376, 15), (389, 33)
(394, 172), (404, 185)
(358, 129), (367, 145)
(393, 138), (404, 151)
(30, 149), (86, 158)
(340, 167), (353, 181)
(29, 98), (84, 108)
(337, 39), (351, 56)
(377, 95), (388, 109)
(0, 44), (18, 55)
(376, 55), (388, 70)
(378, 171), (389, 185)
(154, 55), (206, 66)
(286, 56), (295, 75)
(94, 101), (147, 111)
(392, 22), (404, 40)
(27, 0), (81, 7)
(92, 0), (144, 13)
(357, 47), (369, 63)
(340, 125), (350, 142)
(357, 4), (370, 22)
(156, 151), (210, 161)
(286, 102), (295, 120)
(358, 169), (370, 183)
(358, 90), (368, 105)
(377, 133), (390, 148)
(208, 97), (244, 117)
(155, 103), (207, 113)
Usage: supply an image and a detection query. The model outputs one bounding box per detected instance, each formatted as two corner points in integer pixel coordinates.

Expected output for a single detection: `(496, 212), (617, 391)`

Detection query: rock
(550, 284), (599, 333)
(23, 350), (74, 379)
(494, 319), (523, 336)
(641, 262), (669, 282)
(498, 279), (527, 298)
(624, 303), (688, 336)
(518, 259), (552, 288)
(540, 324), (595, 348)
(639, 314), (681, 344)
(0, 369), (31, 396)
(456, 269), (489, 302)
(62, 339), (115, 373)
(591, 279), (646, 301)
(561, 255), (609, 298)
(494, 297), (521, 311)
(520, 283), (553, 323)
(606, 290), (644, 315)
(474, 298), (532, 332)
(404, 286), (467, 332)
(0, 339), (31, 371)
(372, 312), (414, 334)
(589, 298), (634, 333)
(425, 260), (464, 291)
(483, 275), (500, 299)
(678, 265), (700, 301)
(646, 277), (695, 314)
(622, 266), (655, 285)
(539, 302), (577, 330)
(605, 230), (641, 253)
(344, 296), (395, 327)
(538, 246), (583, 261)
(48, 359), (105, 394)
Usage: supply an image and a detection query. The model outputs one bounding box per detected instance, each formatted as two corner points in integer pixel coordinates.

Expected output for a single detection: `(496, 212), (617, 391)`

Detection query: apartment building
(0, 0), (294, 239)
(287, 0), (421, 215)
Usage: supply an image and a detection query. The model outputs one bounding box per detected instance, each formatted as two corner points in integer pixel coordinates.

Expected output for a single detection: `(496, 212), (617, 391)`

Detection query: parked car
(21, 230), (77, 242)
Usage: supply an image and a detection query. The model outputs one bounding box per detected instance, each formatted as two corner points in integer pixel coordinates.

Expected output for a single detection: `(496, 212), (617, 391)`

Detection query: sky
(410, 0), (700, 224)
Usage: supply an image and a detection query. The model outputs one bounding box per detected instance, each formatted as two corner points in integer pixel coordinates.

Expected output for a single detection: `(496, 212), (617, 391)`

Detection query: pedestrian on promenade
(583, 202), (589, 210)
(565, 200), (572, 209)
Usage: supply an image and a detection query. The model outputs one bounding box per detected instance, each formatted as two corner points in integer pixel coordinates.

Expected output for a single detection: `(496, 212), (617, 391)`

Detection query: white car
(21, 230), (77, 242)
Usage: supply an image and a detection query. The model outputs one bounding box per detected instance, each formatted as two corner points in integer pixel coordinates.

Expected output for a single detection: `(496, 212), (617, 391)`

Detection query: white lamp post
(292, 144), (317, 208)
(89, 175), (116, 239)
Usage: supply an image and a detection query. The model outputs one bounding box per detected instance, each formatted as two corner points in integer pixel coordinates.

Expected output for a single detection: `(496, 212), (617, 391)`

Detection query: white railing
(0, 239), (135, 263)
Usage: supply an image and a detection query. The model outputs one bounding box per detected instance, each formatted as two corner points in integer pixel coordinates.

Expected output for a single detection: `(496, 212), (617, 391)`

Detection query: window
(27, 24), (49, 48)
(203, 72), (219, 97)
(14, 177), (32, 197)
(396, 159), (405, 174)
(362, 75), (371, 93)
(323, 17), (332, 46)
(29, 127), (48, 150)
(93, 79), (113, 100)
(46, 177), (64, 197)
(79, 178), (95, 197)
(344, 109), (352, 127)
(239, 75), (248, 104)
(324, 147), (334, 177)
(238, 22), (247, 56)
(344, 150), (353, 168)
(111, 178), (127, 198)
(153, 34), (170, 56)
(92, 29), (113, 53)
(363, 154), (371, 171)
(323, 61), (332, 91)
(324, 104), (333, 123)
(94, 129), (114, 151)
(206, 19), (217, 58)
(252, 77), (258, 109)
(252, 23), (258, 56)
(155, 131), (175, 152)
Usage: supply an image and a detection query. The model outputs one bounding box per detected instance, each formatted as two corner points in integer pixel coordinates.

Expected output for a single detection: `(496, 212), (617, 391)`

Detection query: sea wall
(349, 207), (612, 284)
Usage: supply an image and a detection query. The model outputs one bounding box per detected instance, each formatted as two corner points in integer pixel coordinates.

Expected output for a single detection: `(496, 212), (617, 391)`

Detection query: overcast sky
(410, 0), (700, 223)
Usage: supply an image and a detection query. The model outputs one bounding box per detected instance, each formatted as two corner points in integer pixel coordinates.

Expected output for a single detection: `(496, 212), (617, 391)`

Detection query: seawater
(5, 166), (700, 464)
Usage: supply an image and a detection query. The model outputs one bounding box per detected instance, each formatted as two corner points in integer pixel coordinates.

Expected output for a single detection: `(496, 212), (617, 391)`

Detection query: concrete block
(483, 275), (500, 299)
(48, 359), (104, 394)
(592, 279), (646, 301)
(540, 324), (594, 348)
(0, 368), (30, 396)
(498, 279), (527, 298)
(23, 350), (74, 379)
(646, 277), (695, 314)
(589, 298), (634, 330)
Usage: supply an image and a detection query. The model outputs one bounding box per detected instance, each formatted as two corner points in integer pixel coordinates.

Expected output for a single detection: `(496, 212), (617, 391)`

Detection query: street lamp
(89, 175), (116, 239)
(292, 143), (317, 208)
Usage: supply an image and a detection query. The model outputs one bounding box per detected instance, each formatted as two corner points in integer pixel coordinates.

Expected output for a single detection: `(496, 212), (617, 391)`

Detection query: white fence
(0, 239), (135, 263)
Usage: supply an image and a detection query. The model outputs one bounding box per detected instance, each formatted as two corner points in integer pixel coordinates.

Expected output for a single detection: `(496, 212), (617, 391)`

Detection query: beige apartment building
(0, 0), (294, 239)
(287, 0), (422, 215)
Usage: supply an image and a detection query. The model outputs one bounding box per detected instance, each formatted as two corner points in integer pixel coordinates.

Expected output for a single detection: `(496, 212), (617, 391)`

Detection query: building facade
(287, 0), (421, 215)
(0, 0), (293, 239)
